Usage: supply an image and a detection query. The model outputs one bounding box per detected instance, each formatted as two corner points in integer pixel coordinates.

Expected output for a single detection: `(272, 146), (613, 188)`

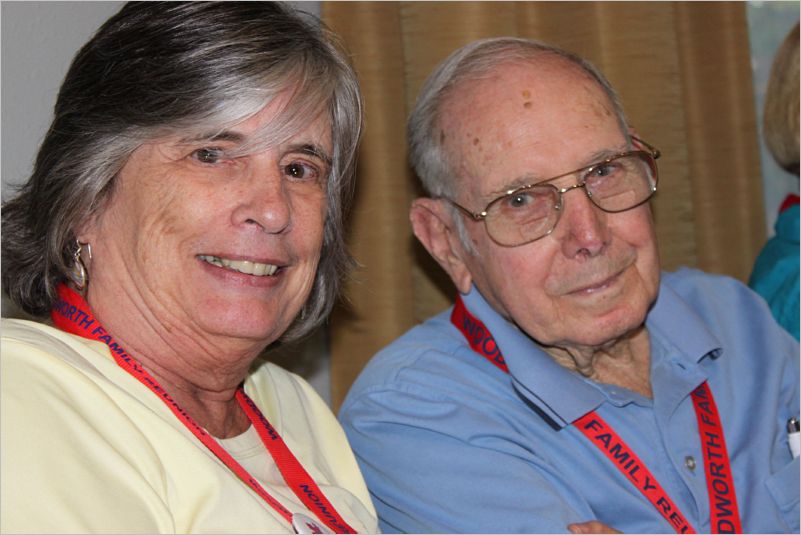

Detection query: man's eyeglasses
(443, 137), (660, 247)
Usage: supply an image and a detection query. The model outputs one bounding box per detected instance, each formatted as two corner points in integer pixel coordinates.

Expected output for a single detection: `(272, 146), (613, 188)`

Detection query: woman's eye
(284, 161), (318, 181)
(192, 148), (225, 164)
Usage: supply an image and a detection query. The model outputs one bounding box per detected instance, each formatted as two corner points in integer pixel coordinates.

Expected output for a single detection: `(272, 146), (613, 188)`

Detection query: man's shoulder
(348, 308), (463, 382)
(341, 307), (508, 410)
(657, 268), (797, 352)
(663, 266), (746, 288)
(661, 267), (770, 313)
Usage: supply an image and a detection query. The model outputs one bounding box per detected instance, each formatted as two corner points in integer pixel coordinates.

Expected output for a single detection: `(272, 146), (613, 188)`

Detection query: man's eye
(589, 162), (618, 178)
(192, 148), (225, 164)
(504, 191), (536, 209)
(510, 194), (530, 207)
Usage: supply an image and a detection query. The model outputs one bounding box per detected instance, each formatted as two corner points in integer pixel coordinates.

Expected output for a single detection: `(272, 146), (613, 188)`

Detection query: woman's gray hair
(2, 1), (363, 342)
(407, 37), (629, 251)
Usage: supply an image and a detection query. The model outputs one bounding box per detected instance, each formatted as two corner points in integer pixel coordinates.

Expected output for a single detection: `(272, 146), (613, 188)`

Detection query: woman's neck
(85, 287), (259, 438)
(154, 372), (252, 438)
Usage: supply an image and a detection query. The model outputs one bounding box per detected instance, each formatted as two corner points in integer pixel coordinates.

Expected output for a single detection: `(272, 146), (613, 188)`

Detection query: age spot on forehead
(522, 89), (533, 109)
(473, 137), (480, 145)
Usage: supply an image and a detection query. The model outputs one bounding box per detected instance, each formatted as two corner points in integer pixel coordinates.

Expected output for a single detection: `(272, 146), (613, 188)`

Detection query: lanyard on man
(451, 294), (743, 534)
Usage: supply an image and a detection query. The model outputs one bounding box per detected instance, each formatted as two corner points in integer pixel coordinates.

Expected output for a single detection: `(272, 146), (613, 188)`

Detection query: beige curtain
(321, 1), (765, 410)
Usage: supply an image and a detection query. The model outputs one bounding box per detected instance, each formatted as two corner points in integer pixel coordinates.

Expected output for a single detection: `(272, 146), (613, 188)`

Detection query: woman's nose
(231, 165), (291, 234)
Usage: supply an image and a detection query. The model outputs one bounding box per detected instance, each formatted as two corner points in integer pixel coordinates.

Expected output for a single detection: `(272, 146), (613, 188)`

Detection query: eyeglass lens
(485, 152), (657, 246)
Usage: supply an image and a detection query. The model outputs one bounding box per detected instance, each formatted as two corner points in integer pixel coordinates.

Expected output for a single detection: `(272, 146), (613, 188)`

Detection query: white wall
(2, 2), (123, 197)
(1, 1), (125, 319)
(1, 1), (331, 404)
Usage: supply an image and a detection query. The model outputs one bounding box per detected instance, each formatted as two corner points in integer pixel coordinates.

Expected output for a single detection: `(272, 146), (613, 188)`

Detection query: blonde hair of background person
(763, 21), (800, 174)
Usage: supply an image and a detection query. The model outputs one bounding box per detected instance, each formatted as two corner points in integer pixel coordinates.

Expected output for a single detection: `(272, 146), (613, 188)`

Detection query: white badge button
(292, 512), (333, 534)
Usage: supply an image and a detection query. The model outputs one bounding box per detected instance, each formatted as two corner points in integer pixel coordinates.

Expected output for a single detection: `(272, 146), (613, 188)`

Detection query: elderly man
(339, 37), (799, 533)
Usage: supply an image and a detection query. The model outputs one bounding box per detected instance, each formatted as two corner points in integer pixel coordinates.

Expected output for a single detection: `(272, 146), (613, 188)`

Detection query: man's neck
(544, 326), (652, 398)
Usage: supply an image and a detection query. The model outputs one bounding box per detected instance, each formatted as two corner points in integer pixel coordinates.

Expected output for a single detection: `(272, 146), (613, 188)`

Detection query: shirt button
(685, 456), (696, 471)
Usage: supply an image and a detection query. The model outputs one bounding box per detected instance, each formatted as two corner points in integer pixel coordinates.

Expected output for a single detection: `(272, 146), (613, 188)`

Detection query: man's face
(439, 59), (660, 351)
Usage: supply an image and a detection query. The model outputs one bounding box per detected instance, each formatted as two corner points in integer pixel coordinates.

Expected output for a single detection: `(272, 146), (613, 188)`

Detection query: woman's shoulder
(1, 318), (116, 379)
(244, 360), (333, 430)
(244, 359), (375, 508)
(3, 316), (68, 343)
(0, 317), (175, 432)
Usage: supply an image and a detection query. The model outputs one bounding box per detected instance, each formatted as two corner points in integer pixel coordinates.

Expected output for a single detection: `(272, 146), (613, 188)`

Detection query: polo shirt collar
(645, 279), (723, 366)
(460, 275), (723, 429)
(461, 285), (602, 429)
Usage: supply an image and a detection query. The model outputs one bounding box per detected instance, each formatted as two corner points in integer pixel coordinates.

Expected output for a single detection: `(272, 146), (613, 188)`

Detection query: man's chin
(556, 308), (649, 351)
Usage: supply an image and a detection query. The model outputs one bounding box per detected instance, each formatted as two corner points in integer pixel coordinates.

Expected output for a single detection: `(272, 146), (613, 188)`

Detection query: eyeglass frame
(441, 136), (661, 247)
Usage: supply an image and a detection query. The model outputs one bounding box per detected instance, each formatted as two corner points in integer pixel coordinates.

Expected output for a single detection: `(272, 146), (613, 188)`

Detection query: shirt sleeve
(340, 382), (597, 534)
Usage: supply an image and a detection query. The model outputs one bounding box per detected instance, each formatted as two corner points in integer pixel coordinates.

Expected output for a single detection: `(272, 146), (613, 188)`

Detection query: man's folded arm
(340, 385), (599, 533)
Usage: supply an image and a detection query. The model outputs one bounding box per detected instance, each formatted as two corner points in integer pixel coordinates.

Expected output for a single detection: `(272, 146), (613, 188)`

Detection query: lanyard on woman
(51, 284), (355, 534)
(451, 295), (742, 534)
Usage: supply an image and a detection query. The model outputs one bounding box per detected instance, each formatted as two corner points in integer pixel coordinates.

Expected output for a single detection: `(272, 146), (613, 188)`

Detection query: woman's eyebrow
(179, 130), (247, 144)
(290, 143), (333, 166)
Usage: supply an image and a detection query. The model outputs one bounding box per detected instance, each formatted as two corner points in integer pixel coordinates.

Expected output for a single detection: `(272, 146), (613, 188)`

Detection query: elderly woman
(1, 2), (376, 533)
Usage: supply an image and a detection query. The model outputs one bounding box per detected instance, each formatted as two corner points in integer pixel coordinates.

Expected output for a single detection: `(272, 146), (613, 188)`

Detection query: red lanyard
(51, 284), (355, 534)
(451, 295), (742, 534)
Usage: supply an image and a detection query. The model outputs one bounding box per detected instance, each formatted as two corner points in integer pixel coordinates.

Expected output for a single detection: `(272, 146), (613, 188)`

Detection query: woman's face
(80, 99), (333, 349)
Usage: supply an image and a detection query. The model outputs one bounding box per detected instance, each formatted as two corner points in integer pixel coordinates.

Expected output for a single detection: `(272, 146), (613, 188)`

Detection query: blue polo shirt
(339, 269), (799, 533)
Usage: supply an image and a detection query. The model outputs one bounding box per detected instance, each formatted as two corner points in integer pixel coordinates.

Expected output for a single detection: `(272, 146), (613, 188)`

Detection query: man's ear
(410, 198), (473, 294)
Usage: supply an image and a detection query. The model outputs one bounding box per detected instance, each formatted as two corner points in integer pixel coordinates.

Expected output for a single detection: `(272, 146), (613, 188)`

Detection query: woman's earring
(68, 241), (91, 292)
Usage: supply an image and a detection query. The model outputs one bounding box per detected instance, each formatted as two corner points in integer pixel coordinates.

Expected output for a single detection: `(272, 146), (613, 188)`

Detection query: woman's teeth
(198, 255), (279, 276)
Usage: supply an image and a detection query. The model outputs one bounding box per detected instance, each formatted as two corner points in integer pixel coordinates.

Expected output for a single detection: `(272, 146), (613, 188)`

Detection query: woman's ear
(409, 198), (473, 294)
(73, 206), (108, 274)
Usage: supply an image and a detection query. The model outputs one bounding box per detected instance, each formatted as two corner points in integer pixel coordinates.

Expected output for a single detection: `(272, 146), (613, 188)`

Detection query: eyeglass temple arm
(630, 135), (661, 159)
(444, 197), (486, 221)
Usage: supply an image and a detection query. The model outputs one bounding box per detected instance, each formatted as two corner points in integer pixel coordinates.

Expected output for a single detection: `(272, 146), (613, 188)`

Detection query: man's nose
(554, 184), (610, 259)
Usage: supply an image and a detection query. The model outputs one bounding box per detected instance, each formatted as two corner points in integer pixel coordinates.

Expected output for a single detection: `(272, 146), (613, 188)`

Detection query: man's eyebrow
(487, 175), (536, 198)
(486, 142), (631, 198)
(582, 144), (629, 166)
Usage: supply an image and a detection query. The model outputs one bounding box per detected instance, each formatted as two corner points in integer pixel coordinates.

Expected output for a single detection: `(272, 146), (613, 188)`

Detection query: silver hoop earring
(68, 241), (90, 292)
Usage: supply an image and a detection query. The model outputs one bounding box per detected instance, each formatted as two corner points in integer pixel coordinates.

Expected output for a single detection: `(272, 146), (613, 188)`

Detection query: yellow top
(1, 318), (378, 534)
